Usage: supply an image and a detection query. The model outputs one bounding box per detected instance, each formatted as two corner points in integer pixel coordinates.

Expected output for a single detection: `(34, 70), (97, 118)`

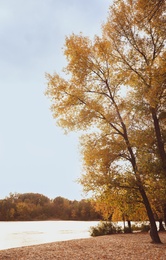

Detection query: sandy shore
(0, 232), (166, 260)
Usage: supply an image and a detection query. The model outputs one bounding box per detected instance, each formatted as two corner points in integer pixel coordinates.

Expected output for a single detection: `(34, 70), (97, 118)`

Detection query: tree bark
(127, 220), (132, 233)
(110, 93), (162, 243)
(163, 204), (166, 226)
(125, 142), (162, 242)
(151, 107), (166, 175)
(139, 186), (162, 243)
(159, 219), (165, 231)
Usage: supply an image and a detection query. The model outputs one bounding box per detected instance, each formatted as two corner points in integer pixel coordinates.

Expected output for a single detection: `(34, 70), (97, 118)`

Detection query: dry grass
(0, 232), (166, 259)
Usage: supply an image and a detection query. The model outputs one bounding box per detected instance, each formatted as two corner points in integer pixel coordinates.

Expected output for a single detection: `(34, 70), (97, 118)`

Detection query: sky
(0, 0), (112, 200)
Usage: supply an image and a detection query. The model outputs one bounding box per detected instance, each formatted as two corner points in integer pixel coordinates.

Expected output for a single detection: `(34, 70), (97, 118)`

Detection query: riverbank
(0, 232), (166, 259)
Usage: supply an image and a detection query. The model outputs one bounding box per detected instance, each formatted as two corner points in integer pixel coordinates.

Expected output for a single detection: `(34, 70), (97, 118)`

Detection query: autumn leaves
(46, 0), (166, 243)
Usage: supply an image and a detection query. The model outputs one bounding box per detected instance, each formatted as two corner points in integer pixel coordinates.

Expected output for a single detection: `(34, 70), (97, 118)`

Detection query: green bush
(131, 223), (150, 232)
(90, 221), (122, 237)
(140, 223), (150, 232)
(124, 227), (132, 233)
(131, 224), (141, 231)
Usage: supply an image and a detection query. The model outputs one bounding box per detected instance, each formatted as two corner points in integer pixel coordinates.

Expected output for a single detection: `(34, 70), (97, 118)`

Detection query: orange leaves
(104, 0), (166, 73)
(45, 0), (166, 225)
(64, 34), (92, 84)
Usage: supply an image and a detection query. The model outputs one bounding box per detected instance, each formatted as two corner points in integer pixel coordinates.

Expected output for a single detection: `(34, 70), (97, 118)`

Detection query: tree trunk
(127, 220), (132, 233)
(139, 186), (162, 243)
(122, 214), (126, 230)
(159, 219), (165, 231)
(151, 107), (166, 175)
(123, 129), (161, 242)
(113, 100), (162, 243)
(163, 204), (166, 226)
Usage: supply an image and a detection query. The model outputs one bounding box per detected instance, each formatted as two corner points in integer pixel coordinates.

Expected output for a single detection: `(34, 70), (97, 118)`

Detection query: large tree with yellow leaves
(46, 0), (166, 243)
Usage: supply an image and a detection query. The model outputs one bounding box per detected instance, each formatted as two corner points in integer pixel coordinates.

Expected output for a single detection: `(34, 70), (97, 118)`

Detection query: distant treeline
(0, 193), (102, 221)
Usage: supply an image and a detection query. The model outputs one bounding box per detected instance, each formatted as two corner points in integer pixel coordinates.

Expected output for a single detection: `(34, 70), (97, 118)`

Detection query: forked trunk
(114, 100), (162, 243)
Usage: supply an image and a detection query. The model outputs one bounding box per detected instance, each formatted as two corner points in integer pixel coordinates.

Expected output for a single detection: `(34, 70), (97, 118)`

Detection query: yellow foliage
(45, 0), (166, 224)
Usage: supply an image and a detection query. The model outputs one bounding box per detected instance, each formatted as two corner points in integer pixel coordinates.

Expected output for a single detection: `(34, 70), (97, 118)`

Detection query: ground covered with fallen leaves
(0, 232), (166, 259)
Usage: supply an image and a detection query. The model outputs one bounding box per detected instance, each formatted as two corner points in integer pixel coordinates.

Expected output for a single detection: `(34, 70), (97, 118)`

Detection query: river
(0, 220), (99, 250)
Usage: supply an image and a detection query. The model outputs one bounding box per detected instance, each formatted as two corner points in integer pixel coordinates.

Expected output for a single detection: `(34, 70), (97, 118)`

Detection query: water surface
(0, 221), (99, 250)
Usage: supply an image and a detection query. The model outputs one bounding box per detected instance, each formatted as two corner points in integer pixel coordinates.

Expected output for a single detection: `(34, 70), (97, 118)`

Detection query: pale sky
(0, 0), (112, 200)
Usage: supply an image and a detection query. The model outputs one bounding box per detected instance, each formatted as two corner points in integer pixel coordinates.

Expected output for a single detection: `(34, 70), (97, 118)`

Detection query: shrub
(131, 224), (141, 232)
(90, 221), (122, 237)
(131, 223), (150, 232)
(124, 227), (132, 233)
(140, 223), (150, 232)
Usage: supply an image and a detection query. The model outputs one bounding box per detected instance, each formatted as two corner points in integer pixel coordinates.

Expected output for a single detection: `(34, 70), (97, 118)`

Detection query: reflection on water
(0, 221), (99, 250)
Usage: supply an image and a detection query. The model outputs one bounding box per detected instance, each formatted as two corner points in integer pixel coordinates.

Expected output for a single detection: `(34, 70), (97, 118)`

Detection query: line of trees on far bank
(0, 193), (102, 221)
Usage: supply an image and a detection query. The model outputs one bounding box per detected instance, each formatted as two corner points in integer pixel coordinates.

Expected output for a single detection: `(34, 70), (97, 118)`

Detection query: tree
(79, 133), (152, 227)
(52, 196), (71, 219)
(103, 0), (166, 231)
(103, 0), (166, 174)
(45, 0), (166, 243)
